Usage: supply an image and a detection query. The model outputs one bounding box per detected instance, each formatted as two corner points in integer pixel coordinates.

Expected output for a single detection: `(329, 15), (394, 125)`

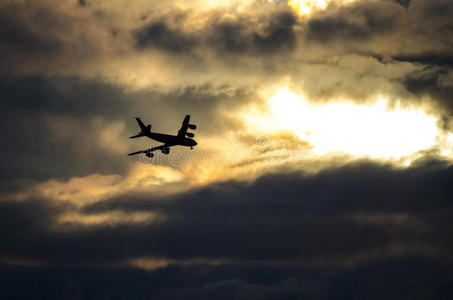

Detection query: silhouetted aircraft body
(128, 115), (197, 158)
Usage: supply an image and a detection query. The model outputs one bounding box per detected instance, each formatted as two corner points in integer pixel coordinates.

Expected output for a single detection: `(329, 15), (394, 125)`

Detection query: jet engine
(145, 151), (154, 158)
(188, 124), (197, 130)
(161, 149), (170, 154)
(186, 132), (195, 138)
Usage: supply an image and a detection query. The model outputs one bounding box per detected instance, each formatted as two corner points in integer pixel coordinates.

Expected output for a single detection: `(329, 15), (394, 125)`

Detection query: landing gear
(190, 146), (193, 150)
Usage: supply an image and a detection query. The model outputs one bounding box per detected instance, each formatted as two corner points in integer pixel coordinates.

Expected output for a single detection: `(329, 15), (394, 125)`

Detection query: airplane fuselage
(128, 115), (197, 157)
(145, 132), (197, 147)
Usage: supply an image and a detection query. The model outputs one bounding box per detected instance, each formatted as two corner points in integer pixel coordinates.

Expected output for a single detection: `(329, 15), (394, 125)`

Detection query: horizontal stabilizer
(130, 117), (151, 138)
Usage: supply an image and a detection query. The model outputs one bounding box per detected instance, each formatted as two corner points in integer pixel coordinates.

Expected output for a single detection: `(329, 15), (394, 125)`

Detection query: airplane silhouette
(128, 115), (197, 158)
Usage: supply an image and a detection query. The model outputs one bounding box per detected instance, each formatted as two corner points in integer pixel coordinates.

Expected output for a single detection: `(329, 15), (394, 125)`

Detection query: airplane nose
(193, 140), (197, 146)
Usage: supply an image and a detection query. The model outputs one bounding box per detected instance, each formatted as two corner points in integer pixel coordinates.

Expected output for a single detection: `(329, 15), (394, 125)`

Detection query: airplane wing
(127, 144), (172, 156)
(177, 115), (190, 138)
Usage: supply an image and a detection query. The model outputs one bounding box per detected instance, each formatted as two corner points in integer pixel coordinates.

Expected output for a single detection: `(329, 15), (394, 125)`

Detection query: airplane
(128, 115), (197, 158)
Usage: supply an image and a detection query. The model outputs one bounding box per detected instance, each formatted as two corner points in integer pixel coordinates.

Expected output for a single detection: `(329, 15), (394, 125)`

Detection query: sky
(1, 0), (453, 298)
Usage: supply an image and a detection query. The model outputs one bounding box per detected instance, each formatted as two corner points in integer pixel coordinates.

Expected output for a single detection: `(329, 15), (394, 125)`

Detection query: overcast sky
(1, 0), (453, 298)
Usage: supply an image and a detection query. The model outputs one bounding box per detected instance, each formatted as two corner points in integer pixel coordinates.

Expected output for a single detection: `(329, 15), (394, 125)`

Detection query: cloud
(393, 54), (453, 67)
(1, 159), (452, 268)
(423, 0), (453, 18)
(402, 67), (453, 116)
(306, 13), (392, 42)
(1, 258), (451, 300)
(2, 160), (453, 298)
(305, 1), (402, 43)
(394, 0), (411, 8)
(0, 0), (451, 111)
(134, 11), (297, 55)
(0, 11), (61, 55)
(251, 11), (297, 54)
(135, 20), (199, 53)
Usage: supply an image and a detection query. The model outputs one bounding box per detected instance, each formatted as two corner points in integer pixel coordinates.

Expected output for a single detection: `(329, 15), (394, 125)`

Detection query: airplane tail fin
(130, 117), (151, 139)
(135, 117), (146, 131)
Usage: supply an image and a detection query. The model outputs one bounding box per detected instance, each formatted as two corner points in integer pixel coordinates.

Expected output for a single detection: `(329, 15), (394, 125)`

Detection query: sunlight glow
(288, 0), (327, 15)
(440, 134), (453, 157)
(288, 0), (355, 16)
(243, 87), (441, 160)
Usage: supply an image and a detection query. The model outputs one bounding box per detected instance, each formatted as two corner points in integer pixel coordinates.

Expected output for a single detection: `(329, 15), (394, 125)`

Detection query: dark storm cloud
(135, 20), (199, 53)
(0, 0), (451, 115)
(402, 67), (453, 113)
(207, 11), (297, 55)
(393, 54), (453, 67)
(251, 11), (297, 54)
(0, 198), (67, 244)
(394, 0), (411, 8)
(2, 160), (453, 298)
(0, 12), (60, 55)
(88, 159), (453, 216)
(0, 76), (128, 117)
(1, 258), (452, 300)
(306, 2), (400, 42)
(206, 21), (250, 54)
(1, 160), (452, 266)
(0, 76), (131, 181)
(0, 76), (249, 121)
(0, 5), (70, 76)
(423, 0), (453, 18)
(134, 11), (297, 55)
(0, 112), (129, 182)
